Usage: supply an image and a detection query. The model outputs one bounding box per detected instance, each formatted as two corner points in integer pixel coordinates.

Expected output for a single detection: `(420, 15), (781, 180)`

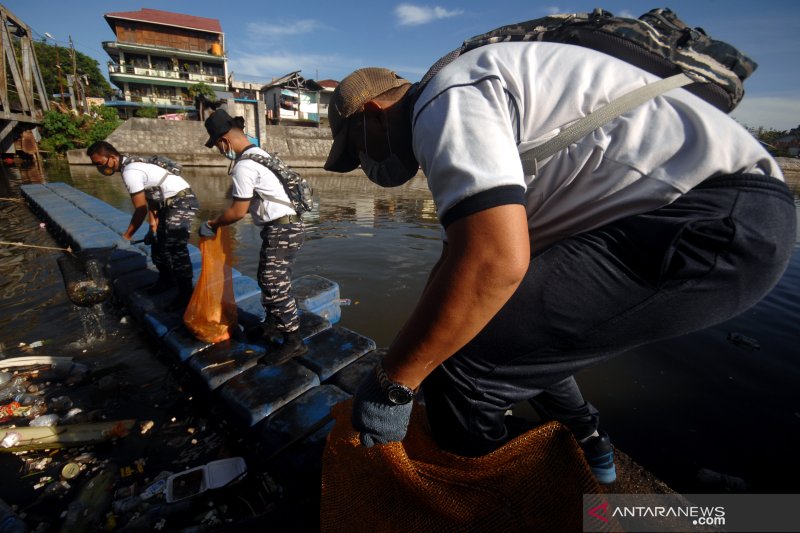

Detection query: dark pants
(152, 192), (199, 282)
(257, 222), (305, 333)
(422, 174), (797, 456)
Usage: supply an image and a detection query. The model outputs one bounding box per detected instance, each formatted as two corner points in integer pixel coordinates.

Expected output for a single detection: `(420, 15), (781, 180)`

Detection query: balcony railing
(125, 94), (193, 107)
(108, 64), (225, 85)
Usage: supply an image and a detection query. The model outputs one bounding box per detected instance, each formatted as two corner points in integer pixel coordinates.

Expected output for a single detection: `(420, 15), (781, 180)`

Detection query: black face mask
(358, 117), (416, 187)
(95, 156), (116, 176)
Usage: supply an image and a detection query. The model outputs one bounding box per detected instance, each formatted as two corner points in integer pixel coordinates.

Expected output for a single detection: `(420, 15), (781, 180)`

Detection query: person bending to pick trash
(200, 109), (308, 363)
(87, 141), (199, 312)
(323, 48), (795, 484)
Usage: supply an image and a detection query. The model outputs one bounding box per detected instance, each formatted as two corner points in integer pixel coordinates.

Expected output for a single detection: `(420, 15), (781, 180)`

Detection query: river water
(1, 159), (798, 510)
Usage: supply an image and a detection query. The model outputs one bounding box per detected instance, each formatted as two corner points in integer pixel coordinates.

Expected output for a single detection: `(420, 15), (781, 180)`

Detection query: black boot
(244, 320), (281, 343)
(146, 270), (175, 295)
(165, 277), (193, 312)
(260, 330), (308, 366)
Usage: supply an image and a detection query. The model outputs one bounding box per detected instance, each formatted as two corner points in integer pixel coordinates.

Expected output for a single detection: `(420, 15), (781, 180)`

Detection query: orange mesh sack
(183, 226), (238, 343)
(321, 399), (601, 532)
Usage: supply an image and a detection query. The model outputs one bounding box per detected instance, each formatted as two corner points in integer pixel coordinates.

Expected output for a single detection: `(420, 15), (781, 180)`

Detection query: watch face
(387, 385), (413, 405)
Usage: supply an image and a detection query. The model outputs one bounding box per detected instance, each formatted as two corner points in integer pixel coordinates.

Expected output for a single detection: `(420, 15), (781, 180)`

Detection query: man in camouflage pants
(200, 110), (308, 363)
(258, 223), (305, 337)
(87, 141), (199, 312)
(151, 192), (199, 310)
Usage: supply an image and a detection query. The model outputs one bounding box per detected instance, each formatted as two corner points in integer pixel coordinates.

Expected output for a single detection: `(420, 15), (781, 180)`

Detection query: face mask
(95, 156), (115, 176)
(219, 138), (237, 161)
(359, 117), (416, 188)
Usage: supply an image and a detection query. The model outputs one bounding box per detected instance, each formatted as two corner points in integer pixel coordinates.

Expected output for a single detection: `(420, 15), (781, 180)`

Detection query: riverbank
(65, 118), (338, 170)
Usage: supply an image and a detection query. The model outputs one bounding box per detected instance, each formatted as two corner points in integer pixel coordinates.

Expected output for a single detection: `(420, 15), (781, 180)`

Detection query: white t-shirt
(231, 146), (296, 225)
(412, 42), (782, 252)
(121, 158), (191, 199)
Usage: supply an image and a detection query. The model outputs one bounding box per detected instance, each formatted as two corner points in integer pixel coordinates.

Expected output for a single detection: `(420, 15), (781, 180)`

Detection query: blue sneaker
(580, 430), (617, 484)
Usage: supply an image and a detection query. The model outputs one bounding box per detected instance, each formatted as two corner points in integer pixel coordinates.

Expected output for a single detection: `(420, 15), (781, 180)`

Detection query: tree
(34, 40), (114, 99)
(39, 105), (122, 154)
(187, 82), (216, 101)
(85, 105), (122, 144)
(188, 82), (218, 119)
(39, 110), (82, 153)
(135, 105), (159, 118)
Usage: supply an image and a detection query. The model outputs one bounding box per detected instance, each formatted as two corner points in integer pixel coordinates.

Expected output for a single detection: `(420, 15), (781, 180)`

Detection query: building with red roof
(102, 8), (227, 117)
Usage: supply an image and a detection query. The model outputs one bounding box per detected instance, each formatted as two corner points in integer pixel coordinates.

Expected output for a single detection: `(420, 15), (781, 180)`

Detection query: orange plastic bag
(183, 226), (238, 343)
(321, 399), (601, 532)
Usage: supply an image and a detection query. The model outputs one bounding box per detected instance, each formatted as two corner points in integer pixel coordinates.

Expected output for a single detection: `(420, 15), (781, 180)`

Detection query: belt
(265, 214), (302, 226)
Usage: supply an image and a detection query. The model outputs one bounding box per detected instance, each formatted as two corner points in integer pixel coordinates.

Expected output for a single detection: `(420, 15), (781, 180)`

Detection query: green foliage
(39, 105), (122, 154)
(85, 105), (122, 145)
(39, 110), (82, 153)
(135, 105), (159, 118)
(187, 82), (217, 101)
(34, 40), (114, 99)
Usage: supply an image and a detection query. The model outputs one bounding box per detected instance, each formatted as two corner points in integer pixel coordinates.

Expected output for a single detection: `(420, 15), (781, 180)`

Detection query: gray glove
(199, 221), (217, 238)
(351, 365), (413, 447)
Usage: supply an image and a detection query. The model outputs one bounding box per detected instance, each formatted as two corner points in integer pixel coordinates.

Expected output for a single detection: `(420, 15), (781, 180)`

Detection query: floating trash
(1, 432), (21, 448)
(727, 332), (761, 351)
(29, 414), (60, 427)
(61, 462), (81, 480)
(164, 457), (247, 503)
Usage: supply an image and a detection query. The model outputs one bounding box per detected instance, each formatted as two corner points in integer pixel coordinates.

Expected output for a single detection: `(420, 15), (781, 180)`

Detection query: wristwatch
(375, 362), (415, 405)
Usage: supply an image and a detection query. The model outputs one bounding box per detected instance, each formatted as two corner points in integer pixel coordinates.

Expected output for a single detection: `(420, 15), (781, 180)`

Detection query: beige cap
(324, 68), (409, 172)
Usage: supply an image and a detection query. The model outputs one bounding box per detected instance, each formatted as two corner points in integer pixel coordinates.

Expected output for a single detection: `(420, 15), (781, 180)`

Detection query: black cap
(204, 109), (236, 148)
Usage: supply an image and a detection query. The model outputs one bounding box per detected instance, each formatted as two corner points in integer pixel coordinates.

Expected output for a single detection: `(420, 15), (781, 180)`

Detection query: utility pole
(68, 35), (82, 114)
(44, 33), (65, 104)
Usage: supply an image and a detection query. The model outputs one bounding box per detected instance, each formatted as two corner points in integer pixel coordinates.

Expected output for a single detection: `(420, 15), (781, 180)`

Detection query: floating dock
(19, 182), (381, 464)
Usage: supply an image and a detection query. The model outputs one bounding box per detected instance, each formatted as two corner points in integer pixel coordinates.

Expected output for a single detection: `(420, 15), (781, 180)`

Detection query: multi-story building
(102, 8), (227, 117)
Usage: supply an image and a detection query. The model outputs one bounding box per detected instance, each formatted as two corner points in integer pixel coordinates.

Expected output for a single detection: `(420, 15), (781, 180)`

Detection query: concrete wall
(67, 117), (334, 168)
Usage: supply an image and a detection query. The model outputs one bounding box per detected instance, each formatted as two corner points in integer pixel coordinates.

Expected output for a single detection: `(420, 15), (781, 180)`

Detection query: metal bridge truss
(0, 4), (50, 154)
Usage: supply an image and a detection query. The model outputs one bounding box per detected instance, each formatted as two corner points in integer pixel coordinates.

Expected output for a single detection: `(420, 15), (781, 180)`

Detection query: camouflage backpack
(409, 8), (758, 173)
(238, 152), (315, 215)
(122, 154), (183, 175)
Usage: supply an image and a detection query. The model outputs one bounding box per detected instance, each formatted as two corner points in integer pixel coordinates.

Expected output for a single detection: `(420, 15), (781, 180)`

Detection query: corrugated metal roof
(105, 8), (222, 34)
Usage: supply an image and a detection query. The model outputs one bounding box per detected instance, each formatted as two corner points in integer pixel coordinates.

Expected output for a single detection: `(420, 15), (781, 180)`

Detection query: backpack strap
(237, 152), (297, 211)
(155, 171), (170, 189)
(519, 72), (694, 175)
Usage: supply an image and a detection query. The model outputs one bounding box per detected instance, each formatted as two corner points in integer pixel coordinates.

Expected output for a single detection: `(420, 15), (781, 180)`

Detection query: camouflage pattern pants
(152, 191), (199, 282)
(257, 222), (305, 333)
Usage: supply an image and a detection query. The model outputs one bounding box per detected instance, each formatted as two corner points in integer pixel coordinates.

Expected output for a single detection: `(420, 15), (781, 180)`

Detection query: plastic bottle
(0, 379), (28, 402)
(29, 413), (60, 427)
(0, 497), (26, 533)
(13, 394), (43, 407)
(0, 373), (12, 388)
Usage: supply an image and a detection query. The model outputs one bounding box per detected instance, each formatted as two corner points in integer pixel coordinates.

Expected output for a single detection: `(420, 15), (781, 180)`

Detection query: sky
(5, 0), (799, 130)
